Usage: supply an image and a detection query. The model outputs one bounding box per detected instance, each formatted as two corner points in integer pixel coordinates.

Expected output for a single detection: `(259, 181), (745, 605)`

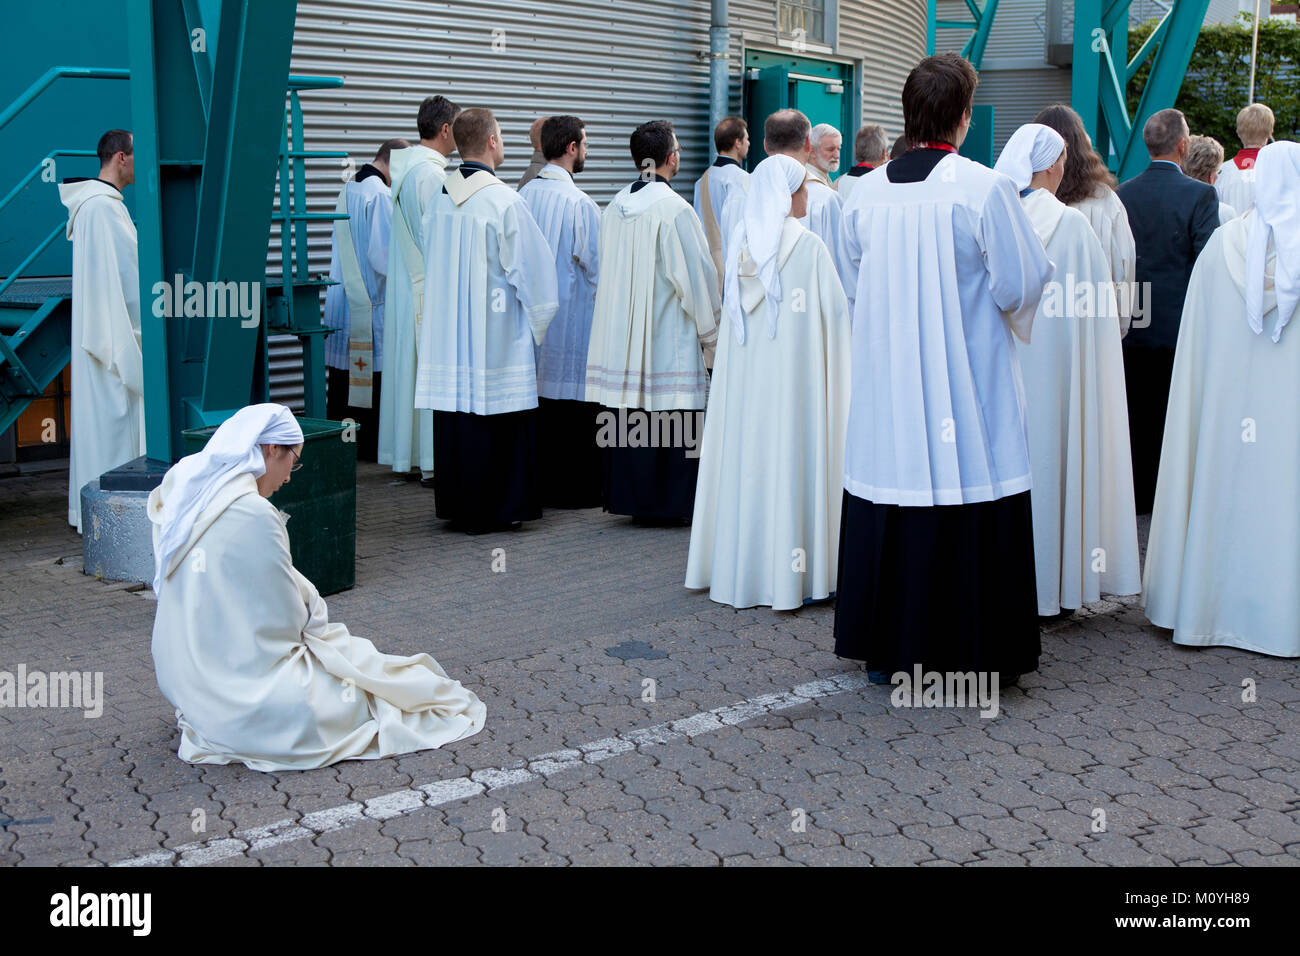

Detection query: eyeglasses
(288, 448), (304, 472)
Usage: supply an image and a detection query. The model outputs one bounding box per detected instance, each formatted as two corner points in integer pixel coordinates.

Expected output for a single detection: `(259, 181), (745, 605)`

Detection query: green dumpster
(182, 417), (356, 595)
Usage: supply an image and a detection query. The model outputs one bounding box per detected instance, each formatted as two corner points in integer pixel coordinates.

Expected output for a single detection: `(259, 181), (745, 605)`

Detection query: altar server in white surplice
(995, 124), (1140, 618)
(519, 115), (603, 508)
(1215, 103), (1273, 215)
(585, 120), (720, 522)
(1035, 104), (1137, 336)
(149, 404), (486, 771)
(323, 138), (405, 462)
(686, 155), (851, 610)
(1144, 142), (1300, 658)
(693, 116), (750, 290)
(59, 129), (145, 533)
(834, 55), (1054, 682)
(379, 94), (458, 480)
(415, 108), (558, 533)
(803, 122), (856, 301)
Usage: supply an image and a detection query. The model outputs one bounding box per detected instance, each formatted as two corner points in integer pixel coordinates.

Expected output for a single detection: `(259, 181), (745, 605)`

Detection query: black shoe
(419, 475), (436, 489)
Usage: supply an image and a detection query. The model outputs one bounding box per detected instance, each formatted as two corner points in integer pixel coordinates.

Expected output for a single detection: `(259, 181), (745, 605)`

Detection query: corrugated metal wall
(272, 0), (924, 408)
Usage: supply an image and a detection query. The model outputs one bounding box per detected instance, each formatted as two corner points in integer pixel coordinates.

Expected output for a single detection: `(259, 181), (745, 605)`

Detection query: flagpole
(1248, 0), (1262, 104)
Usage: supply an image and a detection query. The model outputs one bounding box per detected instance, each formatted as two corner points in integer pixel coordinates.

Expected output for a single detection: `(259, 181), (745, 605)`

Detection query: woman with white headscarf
(1144, 141), (1300, 657)
(995, 124), (1140, 618)
(148, 404), (485, 771)
(685, 154), (851, 610)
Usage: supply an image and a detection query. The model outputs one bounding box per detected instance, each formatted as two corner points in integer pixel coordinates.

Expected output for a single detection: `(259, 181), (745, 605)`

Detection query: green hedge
(1129, 14), (1300, 150)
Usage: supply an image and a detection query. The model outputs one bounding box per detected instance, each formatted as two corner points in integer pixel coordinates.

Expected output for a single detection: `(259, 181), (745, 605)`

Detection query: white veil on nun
(150, 403), (303, 594)
(994, 123), (1066, 192)
(1245, 140), (1300, 342)
(724, 154), (808, 345)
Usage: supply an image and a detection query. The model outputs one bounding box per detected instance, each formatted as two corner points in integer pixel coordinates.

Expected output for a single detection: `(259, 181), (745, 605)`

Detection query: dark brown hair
(1033, 104), (1116, 205)
(714, 116), (748, 153)
(417, 94), (460, 141)
(96, 129), (132, 165)
(630, 120), (676, 169)
(541, 115), (585, 160)
(902, 54), (977, 146)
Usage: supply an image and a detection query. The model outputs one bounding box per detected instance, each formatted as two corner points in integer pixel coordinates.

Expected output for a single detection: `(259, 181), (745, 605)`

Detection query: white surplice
(378, 145), (446, 472)
(1071, 186), (1137, 336)
(693, 159), (749, 287)
(415, 167), (557, 414)
(840, 155), (1053, 506)
(1143, 214), (1300, 657)
(58, 179), (145, 532)
(686, 218), (851, 609)
(1016, 189), (1140, 614)
(323, 173), (392, 374)
(585, 181), (720, 411)
(149, 472), (486, 770)
(1215, 158), (1256, 214)
(800, 170), (856, 305)
(1218, 201), (1239, 226)
(519, 164), (600, 400)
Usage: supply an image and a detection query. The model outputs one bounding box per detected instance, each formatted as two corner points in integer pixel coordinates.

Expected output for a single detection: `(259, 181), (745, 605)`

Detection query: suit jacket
(1117, 161), (1219, 350)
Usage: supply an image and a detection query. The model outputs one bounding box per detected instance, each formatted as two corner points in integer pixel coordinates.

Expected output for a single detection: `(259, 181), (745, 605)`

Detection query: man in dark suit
(1118, 108), (1219, 514)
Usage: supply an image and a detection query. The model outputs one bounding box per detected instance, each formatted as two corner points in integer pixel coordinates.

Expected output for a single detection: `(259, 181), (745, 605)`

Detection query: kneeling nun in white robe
(1143, 142), (1300, 657)
(59, 178), (146, 532)
(149, 404), (486, 770)
(995, 125), (1140, 615)
(686, 156), (851, 610)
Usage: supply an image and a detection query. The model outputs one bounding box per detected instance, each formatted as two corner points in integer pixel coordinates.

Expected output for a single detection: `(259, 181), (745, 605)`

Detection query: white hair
(810, 123), (842, 149)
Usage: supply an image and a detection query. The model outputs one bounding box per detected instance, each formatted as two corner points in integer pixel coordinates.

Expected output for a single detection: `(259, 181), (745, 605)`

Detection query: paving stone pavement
(1, 463), (1298, 866)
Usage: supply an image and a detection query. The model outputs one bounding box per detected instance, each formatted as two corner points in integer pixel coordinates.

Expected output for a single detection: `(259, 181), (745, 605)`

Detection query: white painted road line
(113, 671), (868, 867)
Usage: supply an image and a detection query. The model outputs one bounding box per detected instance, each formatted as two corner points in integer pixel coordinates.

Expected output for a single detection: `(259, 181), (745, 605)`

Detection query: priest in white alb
(519, 115), (603, 507)
(149, 404), (486, 771)
(995, 123), (1140, 618)
(835, 55), (1053, 681)
(693, 116), (750, 291)
(379, 95), (458, 481)
(59, 129), (145, 533)
(803, 122), (856, 300)
(718, 111), (807, 277)
(1143, 141), (1300, 658)
(585, 120), (720, 522)
(1034, 105), (1137, 336)
(415, 108), (558, 532)
(323, 138), (404, 462)
(686, 155), (851, 610)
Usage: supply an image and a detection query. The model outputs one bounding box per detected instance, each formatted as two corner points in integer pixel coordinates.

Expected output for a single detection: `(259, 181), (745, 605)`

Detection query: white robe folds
(693, 160), (749, 288)
(585, 181), (720, 411)
(1218, 201), (1238, 226)
(800, 174), (856, 306)
(58, 179), (145, 532)
(1072, 186), (1137, 336)
(1216, 159), (1256, 215)
(415, 168), (558, 414)
(686, 219), (851, 609)
(149, 472), (486, 770)
(840, 154), (1053, 506)
(519, 164), (600, 401)
(379, 145), (446, 472)
(1143, 215), (1300, 657)
(323, 174), (392, 374)
(1017, 189), (1140, 615)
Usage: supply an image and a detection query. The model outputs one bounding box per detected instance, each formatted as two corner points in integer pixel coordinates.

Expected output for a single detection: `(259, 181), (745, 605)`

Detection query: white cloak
(1218, 201), (1238, 226)
(799, 176), (857, 306)
(414, 167), (558, 415)
(520, 164), (600, 401)
(323, 174), (392, 372)
(1143, 214), (1300, 657)
(585, 181), (720, 411)
(1215, 159), (1256, 215)
(149, 472), (486, 770)
(58, 179), (145, 532)
(1072, 186), (1137, 336)
(686, 219), (851, 610)
(1017, 189), (1140, 615)
(840, 155), (1053, 506)
(378, 145), (446, 472)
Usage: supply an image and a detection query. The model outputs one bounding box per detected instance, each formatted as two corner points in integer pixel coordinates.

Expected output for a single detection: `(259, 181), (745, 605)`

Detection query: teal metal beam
(0, 67), (129, 132)
(926, 0), (1000, 70)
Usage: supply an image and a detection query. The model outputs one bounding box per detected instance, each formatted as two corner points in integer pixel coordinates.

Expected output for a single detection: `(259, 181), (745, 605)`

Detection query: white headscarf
(994, 124), (1066, 192)
(1245, 140), (1300, 342)
(724, 154), (807, 344)
(151, 403), (303, 594)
